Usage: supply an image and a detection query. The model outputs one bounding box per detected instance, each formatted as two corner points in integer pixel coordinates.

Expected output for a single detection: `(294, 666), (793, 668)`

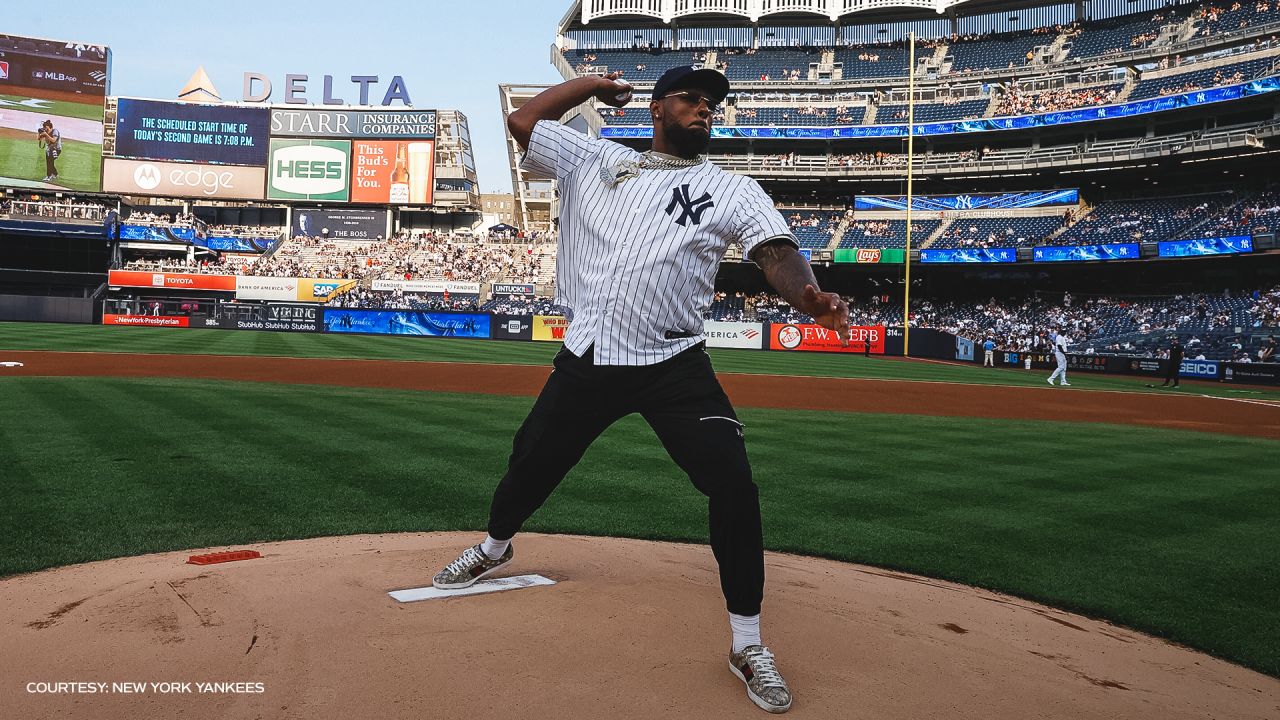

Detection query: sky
(5, 0), (570, 195)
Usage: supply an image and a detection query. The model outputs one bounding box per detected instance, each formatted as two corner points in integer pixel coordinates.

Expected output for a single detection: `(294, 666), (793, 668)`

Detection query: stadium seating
(948, 33), (1048, 72)
(1052, 193), (1235, 245)
(874, 99), (989, 123)
(1129, 56), (1276, 99)
(1198, 186), (1280, 236)
(1066, 9), (1182, 59)
(719, 49), (821, 81)
(930, 216), (1066, 248)
(784, 209), (843, 249)
(566, 49), (702, 81)
(833, 46), (911, 79)
(837, 219), (941, 249)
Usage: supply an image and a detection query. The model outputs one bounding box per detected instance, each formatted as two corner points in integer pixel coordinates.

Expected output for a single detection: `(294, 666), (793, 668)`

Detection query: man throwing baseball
(431, 65), (849, 714)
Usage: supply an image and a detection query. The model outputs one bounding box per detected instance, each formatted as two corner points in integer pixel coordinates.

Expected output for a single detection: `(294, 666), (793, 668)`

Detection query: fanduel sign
(103, 158), (265, 200)
(243, 73), (411, 106)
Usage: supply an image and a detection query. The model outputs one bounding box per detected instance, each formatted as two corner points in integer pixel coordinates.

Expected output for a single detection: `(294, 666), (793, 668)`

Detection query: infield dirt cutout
(3, 351), (1279, 718)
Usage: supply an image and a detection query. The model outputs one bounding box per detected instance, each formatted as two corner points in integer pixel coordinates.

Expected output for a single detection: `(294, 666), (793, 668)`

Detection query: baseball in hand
(613, 79), (633, 102)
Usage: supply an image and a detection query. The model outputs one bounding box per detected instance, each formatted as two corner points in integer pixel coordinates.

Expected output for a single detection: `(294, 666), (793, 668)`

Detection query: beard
(661, 117), (710, 158)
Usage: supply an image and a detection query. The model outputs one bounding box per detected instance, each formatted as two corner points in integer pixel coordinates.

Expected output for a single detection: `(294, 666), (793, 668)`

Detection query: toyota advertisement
(102, 158), (265, 200)
(267, 138), (350, 201)
(0, 33), (110, 192)
(113, 98), (270, 166)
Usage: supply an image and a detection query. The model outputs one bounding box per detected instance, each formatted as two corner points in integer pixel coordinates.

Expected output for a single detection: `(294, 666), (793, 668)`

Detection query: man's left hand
(799, 284), (850, 346)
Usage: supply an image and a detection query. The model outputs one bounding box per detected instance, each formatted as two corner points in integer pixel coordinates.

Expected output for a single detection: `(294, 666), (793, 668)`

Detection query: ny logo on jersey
(665, 184), (715, 226)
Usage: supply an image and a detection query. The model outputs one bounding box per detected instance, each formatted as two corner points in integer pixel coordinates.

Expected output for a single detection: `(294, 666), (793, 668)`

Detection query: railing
(4, 200), (108, 222)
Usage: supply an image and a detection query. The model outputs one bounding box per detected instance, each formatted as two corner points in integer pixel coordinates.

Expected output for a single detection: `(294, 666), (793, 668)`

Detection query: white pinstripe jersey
(521, 120), (797, 366)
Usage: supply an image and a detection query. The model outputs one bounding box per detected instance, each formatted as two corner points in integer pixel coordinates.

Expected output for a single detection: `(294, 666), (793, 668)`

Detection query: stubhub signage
(267, 139), (350, 201)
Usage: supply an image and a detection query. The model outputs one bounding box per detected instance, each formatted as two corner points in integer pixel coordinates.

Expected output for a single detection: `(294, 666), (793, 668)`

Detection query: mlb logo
(0, 61), (8, 79)
(151, 274), (165, 286)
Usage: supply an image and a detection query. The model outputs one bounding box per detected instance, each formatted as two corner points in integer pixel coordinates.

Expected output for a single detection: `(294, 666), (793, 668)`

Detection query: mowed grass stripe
(0, 376), (1276, 675)
(2, 321), (1274, 398)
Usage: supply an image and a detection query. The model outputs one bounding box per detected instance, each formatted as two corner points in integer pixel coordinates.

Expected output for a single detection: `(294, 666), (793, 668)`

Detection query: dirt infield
(4, 533), (1278, 720)
(2, 350), (1278, 439)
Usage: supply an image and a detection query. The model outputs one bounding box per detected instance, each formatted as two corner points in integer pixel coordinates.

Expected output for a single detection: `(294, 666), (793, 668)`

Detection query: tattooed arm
(750, 239), (851, 345)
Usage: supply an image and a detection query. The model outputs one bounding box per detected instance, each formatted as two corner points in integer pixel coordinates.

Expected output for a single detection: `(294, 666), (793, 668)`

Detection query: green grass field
(0, 94), (106, 121)
(0, 135), (102, 192)
(1, 323), (1278, 677)
(3, 322), (1275, 398)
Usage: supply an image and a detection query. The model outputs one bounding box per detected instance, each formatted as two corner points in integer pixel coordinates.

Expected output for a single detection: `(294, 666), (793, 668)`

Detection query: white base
(389, 574), (555, 603)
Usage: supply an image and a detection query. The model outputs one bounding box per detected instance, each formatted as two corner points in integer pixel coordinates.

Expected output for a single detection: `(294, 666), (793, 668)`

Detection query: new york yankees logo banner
(665, 184), (715, 226)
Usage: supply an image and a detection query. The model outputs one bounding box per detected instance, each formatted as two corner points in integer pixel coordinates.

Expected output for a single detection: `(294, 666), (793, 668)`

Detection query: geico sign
(271, 144), (346, 194)
(133, 163), (240, 196)
(1179, 361), (1219, 377)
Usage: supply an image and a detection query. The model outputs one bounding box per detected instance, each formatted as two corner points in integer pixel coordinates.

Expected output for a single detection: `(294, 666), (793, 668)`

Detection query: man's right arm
(508, 73), (633, 151)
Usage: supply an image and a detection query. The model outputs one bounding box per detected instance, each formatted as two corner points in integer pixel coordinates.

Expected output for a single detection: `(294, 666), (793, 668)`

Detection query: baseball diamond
(5, 0), (1280, 718)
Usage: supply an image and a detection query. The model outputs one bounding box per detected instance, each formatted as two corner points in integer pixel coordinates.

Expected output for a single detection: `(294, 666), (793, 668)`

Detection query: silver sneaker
(432, 543), (513, 589)
(729, 645), (793, 714)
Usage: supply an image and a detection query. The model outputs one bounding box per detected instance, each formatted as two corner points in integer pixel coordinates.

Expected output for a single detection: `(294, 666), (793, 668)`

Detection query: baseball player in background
(983, 337), (995, 367)
(1046, 327), (1071, 386)
(430, 65), (850, 714)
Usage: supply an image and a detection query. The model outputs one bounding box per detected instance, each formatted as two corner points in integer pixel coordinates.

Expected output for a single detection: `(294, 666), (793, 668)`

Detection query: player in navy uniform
(430, 66), (849, 713)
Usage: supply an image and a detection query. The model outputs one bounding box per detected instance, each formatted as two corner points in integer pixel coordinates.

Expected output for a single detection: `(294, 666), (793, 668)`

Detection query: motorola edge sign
(102, 158), (266, 200)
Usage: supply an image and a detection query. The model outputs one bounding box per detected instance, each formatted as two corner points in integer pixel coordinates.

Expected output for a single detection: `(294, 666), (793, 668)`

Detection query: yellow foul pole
(902, 32), (916, 357)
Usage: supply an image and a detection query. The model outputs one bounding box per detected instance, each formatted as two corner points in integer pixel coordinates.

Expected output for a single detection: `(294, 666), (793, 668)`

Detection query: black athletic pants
(1163, 359), (1180, 386)
(487, 342), (765, 617)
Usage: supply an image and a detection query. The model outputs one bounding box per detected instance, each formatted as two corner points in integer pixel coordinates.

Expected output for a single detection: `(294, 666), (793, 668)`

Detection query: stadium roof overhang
(560, 0), (1051, 30)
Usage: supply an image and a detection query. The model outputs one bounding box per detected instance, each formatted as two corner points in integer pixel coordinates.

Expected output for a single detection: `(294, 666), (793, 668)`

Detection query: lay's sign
(268, 139), (351, 201)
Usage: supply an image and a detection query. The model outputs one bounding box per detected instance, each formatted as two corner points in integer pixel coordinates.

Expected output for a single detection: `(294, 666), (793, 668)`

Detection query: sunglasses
(661, 90), (722, 112)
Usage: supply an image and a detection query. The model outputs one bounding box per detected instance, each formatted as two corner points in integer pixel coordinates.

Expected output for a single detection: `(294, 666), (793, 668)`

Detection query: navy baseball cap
(653, 65), (730, 103)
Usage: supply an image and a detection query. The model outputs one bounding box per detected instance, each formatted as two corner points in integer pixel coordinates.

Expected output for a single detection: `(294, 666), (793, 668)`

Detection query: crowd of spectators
(709, 287), (1279, 360)
(118, 230), (547, 283)
(1, 196), (109, 221)
(994, 84), (1120, 116)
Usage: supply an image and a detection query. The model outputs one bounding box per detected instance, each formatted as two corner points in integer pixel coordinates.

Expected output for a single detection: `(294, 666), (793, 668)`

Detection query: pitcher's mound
(3, 532), (1276, 719)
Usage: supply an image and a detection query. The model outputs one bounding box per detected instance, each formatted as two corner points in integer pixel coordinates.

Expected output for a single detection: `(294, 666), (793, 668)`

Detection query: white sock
(480, 535), (510, 560)
(730, 612), (762, 653)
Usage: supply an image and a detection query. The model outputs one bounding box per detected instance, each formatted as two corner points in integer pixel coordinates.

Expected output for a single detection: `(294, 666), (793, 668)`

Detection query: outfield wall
(965, 347), (1280, 386)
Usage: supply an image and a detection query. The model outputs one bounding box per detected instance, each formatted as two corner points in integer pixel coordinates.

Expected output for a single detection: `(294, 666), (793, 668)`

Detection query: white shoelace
(745, 647), (786, 689)
(444, 546), (486, 575)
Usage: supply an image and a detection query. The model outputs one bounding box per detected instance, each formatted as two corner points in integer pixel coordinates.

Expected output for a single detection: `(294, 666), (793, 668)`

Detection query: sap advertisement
(268, 139), (350, 201)
(291, 208), (387, 239)
(102, 158), (266, 200)
(1033, 243), (1140, 262)
(919, 248), (1018, 263)
(324, 309), (490, 337)
(1157, 236), (1253, 257)
(856, 190), (1078, 211)
(0, 33), (110, 192)
(113, 99), (270, 166)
